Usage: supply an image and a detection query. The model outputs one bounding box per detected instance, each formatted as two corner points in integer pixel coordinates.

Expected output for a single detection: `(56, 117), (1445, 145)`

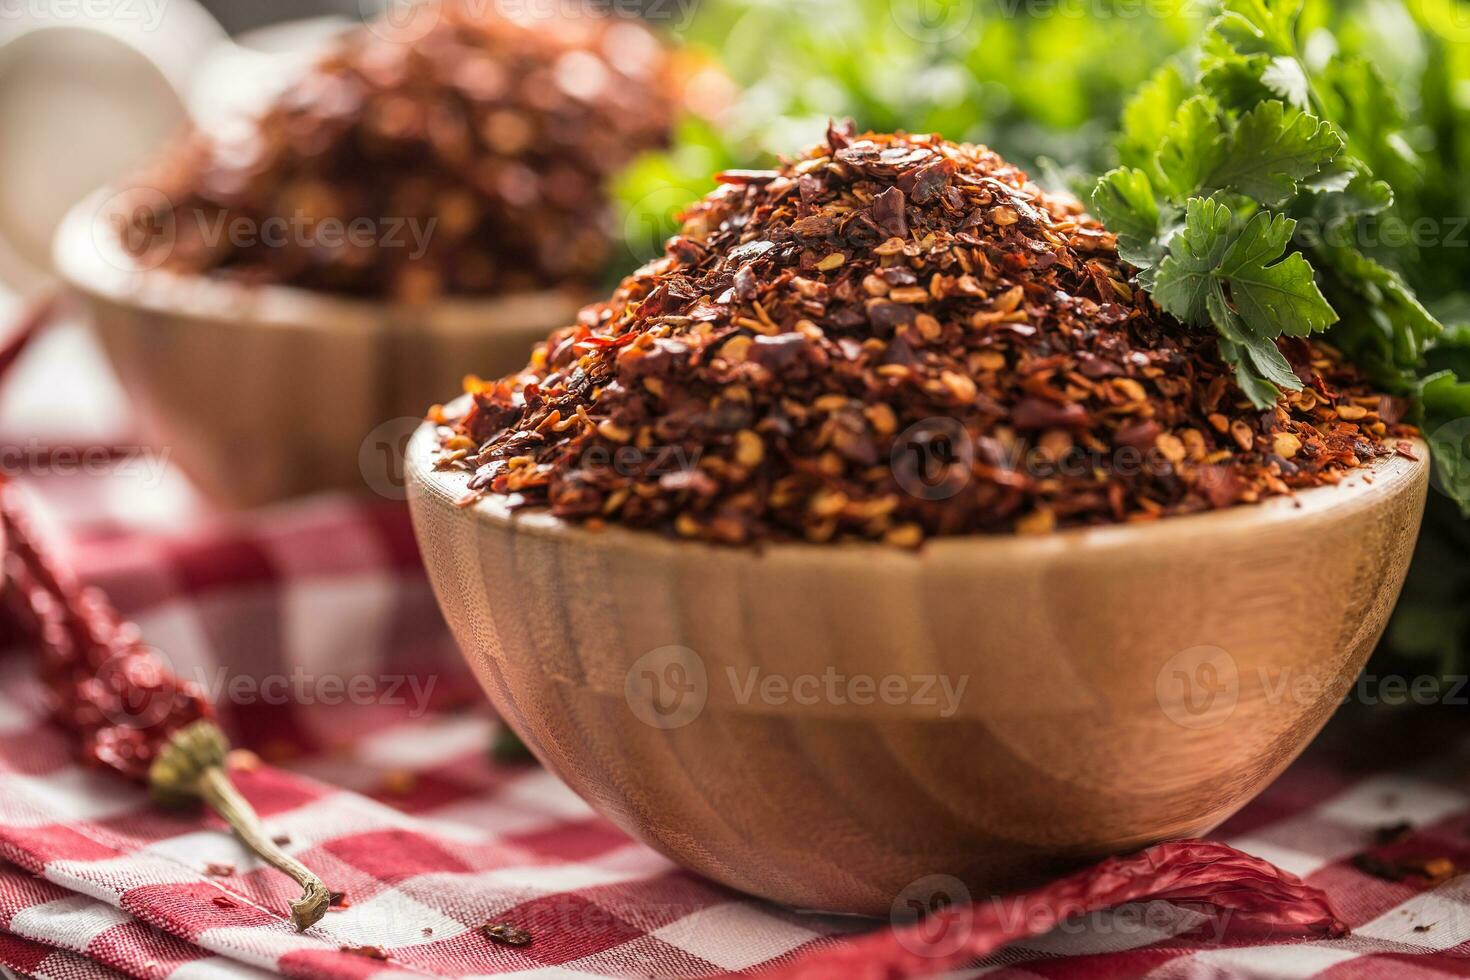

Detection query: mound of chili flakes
(435, 126), (1414, 546)
(119, 3), (677, 300)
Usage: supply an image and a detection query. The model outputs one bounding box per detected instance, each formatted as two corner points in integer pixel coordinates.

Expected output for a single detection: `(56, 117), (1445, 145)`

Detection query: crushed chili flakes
(1352, 853), (1460, 885)
(340, 945), (389, 960)
(483, 922), (533, 947)
(118, 2), (677, 300)
(1372, 821), (1414, 845)
(380, 770), (417, 795)
(437, 127), (1410, 545)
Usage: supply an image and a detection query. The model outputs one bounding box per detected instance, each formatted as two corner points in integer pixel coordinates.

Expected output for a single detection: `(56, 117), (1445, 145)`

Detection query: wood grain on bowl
(406, 421), (1429, 914)
(53, 191), (583, 507)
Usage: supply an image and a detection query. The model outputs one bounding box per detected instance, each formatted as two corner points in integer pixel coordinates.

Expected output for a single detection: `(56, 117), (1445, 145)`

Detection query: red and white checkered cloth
(2, 331), (1470, 979)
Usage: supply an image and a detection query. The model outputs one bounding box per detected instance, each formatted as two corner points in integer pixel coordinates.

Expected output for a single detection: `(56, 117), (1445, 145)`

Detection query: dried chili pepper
(0, 484), (330, 930)
(770, 839), (1346, 979)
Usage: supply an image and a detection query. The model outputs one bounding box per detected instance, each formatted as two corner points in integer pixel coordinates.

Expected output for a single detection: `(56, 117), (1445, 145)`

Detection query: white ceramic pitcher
(0, 0), (347, 294)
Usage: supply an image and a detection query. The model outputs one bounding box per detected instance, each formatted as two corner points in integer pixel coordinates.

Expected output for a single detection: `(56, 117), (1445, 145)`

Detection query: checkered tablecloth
(0, 470), (1469, 980)
(2, 317), (1470, 977)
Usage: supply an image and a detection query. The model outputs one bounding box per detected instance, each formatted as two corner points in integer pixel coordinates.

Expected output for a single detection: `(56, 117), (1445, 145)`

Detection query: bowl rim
(52, 187), (590, 332)
(406, 416), (1431, 565)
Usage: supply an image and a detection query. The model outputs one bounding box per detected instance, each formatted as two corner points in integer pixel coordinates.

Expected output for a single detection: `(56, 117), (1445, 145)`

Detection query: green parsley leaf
(1260, 55), (1310, 108)
(1155, 96), (1227, 201)
(1204, 101), (1343, 204)
(1427, 325), (1470, 382)
(1118, 63), (1190, 171)
(1315, 56), (1418, 190)
(1299, 158), (1392, 221)
(1199, 44), (1309, 113)
(1093, 0), (1454, 427)
(1209, 290), (1304, 399)
(1152, 197), (1234, 326)
(1217, 337), (1293, 406)
(1421, 370), (1470, 517)
(1091, 168), (1166, 270)
(1317, 246), (1440, 380)
(1217, 211), (1337, 338)
(1211, 0), (1303, 57)
(1152, 202), (1331, 405)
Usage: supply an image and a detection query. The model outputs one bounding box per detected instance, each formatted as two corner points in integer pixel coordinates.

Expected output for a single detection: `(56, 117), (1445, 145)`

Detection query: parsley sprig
(1093, 1), (1354, 407)
(1093, 0), (1470, 514)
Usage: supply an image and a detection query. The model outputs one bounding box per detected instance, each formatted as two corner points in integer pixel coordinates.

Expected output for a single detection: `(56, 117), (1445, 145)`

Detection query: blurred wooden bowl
(406, 420), (1428, 915)
(53, 190), (583, 507)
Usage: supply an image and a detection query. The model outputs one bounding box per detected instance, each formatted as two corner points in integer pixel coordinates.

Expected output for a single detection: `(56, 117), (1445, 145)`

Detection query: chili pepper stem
(150, 720), (330, 931)
(197, 765), (332, 930)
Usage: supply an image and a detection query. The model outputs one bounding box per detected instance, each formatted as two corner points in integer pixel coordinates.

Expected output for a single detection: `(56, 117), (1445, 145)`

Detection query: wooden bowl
(406, 421), (1428, 914)
(52, 191), (583, 507)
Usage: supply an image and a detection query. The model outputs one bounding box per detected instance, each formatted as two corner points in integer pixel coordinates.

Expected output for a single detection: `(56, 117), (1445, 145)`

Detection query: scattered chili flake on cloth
(438, 127), (1411, 545)
(482, 921), (534, 947)
(118, 2), (678, 299)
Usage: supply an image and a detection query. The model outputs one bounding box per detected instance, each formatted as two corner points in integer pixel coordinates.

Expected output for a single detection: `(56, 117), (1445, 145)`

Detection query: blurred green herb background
(613, 0), (1470, 670)
(615, 0), (1203, 261)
